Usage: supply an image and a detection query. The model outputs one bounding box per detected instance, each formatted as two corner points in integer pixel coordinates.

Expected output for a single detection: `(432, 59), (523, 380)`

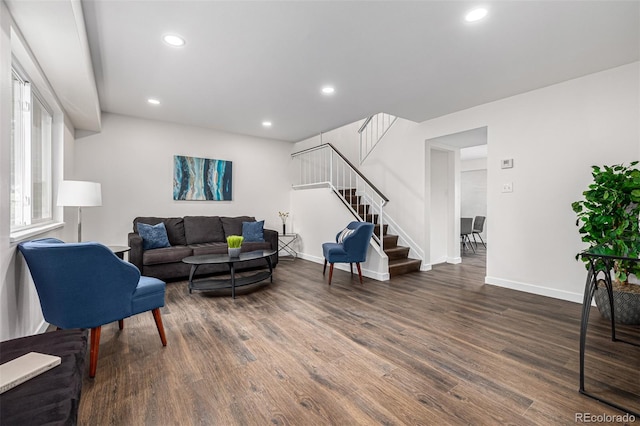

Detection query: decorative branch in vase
(279, 211), (289, 235)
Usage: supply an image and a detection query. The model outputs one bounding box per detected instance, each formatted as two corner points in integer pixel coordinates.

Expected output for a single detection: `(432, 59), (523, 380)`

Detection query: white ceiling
(6, 1), (640, 142)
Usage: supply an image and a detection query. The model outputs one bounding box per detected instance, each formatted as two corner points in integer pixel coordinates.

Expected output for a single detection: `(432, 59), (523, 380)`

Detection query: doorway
(426, 126), (488, 266)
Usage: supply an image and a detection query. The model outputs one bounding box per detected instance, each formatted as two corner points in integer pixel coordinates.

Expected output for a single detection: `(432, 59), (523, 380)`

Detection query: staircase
(291, 142), (423, 279)
(340, 188), (421, 277)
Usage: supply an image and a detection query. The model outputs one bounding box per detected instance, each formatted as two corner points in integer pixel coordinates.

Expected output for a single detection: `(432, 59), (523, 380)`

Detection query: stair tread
(388, 258), (422, 277)
(384, 246), (409, 253)
(388, 258), (421, 267)
(385, 246), (410, 261)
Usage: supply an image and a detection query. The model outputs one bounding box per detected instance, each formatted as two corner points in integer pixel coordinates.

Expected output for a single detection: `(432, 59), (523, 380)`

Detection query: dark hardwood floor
(79, 247), (639, 425)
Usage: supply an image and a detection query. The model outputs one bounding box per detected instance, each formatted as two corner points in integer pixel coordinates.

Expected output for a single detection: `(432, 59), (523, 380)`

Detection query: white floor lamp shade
(57, 180), (102, 242)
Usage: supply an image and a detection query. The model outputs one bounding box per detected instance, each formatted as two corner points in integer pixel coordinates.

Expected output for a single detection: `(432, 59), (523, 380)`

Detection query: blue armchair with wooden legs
(18, 238), (167, 378)
(322, 221), (375, 285)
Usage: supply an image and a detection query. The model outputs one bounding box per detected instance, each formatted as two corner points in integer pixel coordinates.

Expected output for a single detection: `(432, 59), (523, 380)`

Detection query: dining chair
(460, 217), (475, 253)
(472, 216), (486, 248)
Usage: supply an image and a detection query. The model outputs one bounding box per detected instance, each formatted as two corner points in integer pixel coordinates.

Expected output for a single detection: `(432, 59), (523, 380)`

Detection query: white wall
(461, 158), (487, 172)
(328, 62), (639, 303)
(356, 118), (427, 258)
(294, 119), (365, 163)
(74, 113), (293, 245)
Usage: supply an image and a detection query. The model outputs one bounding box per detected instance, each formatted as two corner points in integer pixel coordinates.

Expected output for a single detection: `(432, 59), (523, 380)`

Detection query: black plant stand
(579, 252), (639, 417)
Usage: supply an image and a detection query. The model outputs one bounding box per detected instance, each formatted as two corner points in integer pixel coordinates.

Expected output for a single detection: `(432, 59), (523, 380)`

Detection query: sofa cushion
(143, 246), (193, 266)
(183, 216), (225, 244)
(137, 222), (171, 250)
(134, 217), (187, 246)
(221, 216), (255, 237)
(190, 242), (228, 256)
(242, 220), (265, 242)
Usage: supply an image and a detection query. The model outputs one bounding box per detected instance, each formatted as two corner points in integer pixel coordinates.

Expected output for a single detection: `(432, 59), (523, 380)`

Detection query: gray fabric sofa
(128, 216), (278, 281)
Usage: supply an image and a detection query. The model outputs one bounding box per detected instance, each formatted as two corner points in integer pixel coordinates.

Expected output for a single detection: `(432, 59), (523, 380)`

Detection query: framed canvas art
(173, 155), (232, 201)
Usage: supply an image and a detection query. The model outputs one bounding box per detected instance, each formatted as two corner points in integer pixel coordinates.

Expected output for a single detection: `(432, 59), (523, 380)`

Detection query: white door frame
(424, 126), (488, 267)
(424, 142), (461, 266)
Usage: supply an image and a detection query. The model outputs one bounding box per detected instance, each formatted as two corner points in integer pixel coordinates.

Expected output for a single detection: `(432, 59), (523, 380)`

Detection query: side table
(107, 245), (131, 260)
(278, 233), (298, 260)
(579, 251), (639, 417)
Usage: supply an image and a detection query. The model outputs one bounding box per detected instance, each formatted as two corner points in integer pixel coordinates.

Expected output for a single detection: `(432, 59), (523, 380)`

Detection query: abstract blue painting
(173, 155), (232, 201)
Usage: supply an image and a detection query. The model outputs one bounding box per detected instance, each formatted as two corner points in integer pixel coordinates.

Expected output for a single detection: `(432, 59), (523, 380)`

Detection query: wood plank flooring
(79, 248), (639, 425)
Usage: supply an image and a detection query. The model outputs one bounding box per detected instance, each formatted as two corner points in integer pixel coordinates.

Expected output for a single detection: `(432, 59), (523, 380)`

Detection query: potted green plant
(572, 162), (640, 324)
(227, 235), (244, 257)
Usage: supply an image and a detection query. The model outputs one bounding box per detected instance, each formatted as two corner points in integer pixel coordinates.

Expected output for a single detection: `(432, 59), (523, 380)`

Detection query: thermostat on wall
(501, 158), (514, 169)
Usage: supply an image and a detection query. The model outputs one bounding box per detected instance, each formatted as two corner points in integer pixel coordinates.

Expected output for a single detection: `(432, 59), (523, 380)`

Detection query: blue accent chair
(322, 221), (375, 285)
(18, 238), (167, 378)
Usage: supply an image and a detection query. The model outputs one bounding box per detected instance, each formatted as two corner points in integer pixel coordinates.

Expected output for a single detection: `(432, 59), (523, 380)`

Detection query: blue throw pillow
(242, 220), (265, 242)
(137, 222), (171, 250)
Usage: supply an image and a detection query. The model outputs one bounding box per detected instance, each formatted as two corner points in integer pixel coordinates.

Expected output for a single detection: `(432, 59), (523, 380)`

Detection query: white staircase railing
(291, 143), (389, 251)
(359, 113), (397, 164)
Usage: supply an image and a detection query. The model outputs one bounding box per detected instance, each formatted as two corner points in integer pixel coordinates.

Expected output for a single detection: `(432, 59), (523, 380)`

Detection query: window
(10, 67), (53, 232)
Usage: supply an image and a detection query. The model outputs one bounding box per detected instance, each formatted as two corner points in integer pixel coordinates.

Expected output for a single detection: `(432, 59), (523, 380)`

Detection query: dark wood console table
(579, 251), (639, 417)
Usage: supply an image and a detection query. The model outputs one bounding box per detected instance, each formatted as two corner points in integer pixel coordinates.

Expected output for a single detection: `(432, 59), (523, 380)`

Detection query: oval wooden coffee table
(182, 250), (276, 298)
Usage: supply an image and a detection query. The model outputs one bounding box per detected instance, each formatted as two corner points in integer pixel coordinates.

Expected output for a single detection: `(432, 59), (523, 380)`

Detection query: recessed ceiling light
(163, 34), (186, 47)
(465, 8), (488, 22)
(147, 98), (161, 105)
(262, 121), (272, 127)
(321, 86), (335, 95)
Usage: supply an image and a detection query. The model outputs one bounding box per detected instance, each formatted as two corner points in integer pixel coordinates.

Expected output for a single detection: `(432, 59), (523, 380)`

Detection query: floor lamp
(57, 180), (102, 242)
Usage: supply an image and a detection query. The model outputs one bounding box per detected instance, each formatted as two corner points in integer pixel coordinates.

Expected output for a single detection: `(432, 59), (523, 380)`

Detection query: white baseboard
(297, 252), (324, 264)
(485, 276), (583, 304)
(428, 257), (460, 266)
(36, 320), (49, 334)
(364, 269), (390, 281)
(420, 263), (432, 271)
(297, 253), (389, 281)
